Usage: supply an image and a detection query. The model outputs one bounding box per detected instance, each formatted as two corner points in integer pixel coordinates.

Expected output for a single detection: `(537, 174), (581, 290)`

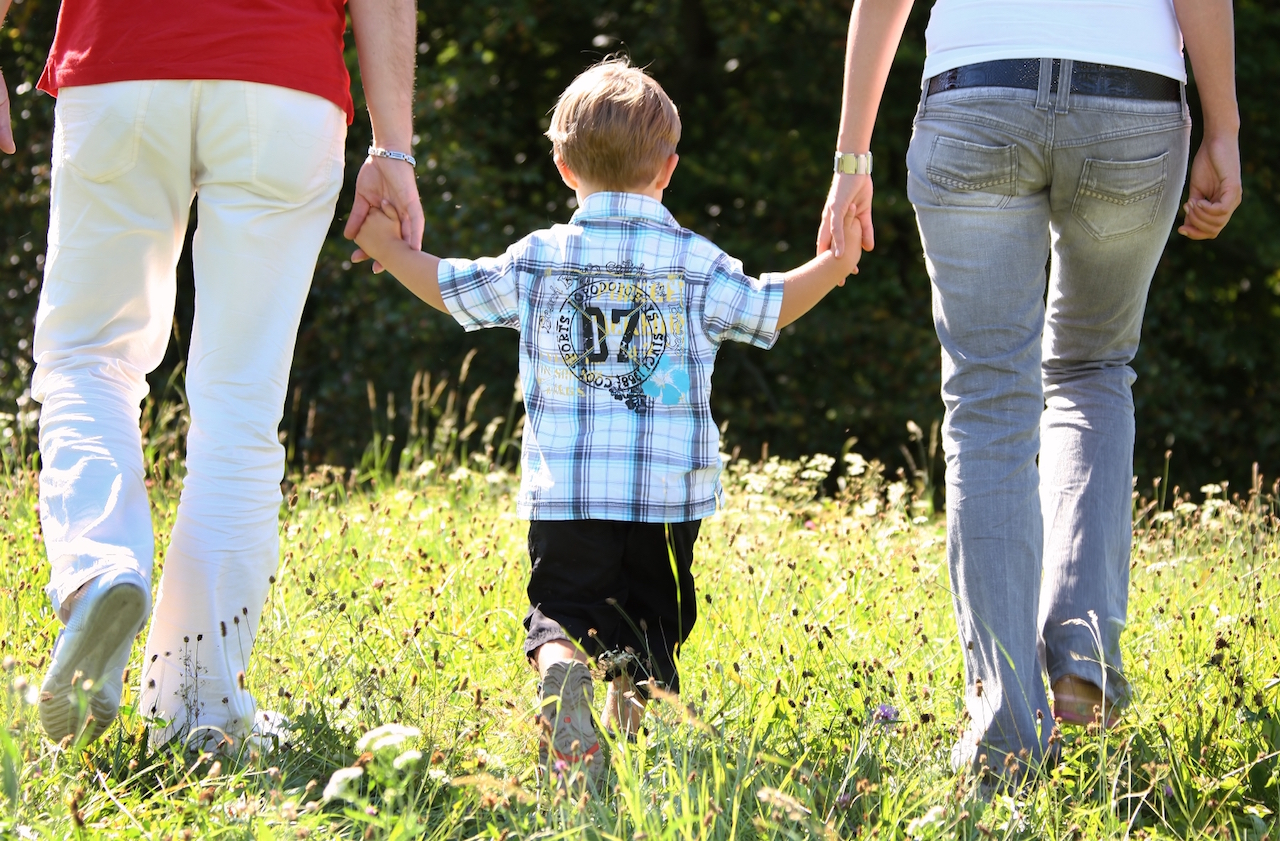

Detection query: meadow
(0, 413), (1277, 840)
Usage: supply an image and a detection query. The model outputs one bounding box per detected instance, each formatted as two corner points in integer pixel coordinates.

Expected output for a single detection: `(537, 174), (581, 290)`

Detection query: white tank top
(923, 0), (1185, 83)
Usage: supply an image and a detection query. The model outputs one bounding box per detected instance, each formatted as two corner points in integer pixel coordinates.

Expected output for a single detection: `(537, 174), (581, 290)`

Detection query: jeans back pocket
(926, 136), (1018, 208)
(1070, 153), (1169, 242)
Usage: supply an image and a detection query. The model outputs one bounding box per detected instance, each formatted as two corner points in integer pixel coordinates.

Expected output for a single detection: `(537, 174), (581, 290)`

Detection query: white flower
(322, 767), (364, 802)
(414, 460), (437, 477)
(356, 723), (422, 754)
(906, 805), (947, 838)
(393, 749), (423, 770)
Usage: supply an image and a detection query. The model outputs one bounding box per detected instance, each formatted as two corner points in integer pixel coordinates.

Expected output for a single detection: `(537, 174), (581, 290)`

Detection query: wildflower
(393, 749), (422, 771)
(756, 787), (810, 820)
(906, 805), (947, 837)
(355, 723), (422, 755)
(872, 703), (899, 726)
(322, 767), (364, 802)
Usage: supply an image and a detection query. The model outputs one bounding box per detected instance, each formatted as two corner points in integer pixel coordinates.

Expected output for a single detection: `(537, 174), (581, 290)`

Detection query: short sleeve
(701, 254), (784, 348)
(438, 249), (522, 332)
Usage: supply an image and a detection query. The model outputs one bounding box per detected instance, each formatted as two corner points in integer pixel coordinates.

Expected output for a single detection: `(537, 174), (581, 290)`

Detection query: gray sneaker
(40, 569), (151, 744)
(538, 660), (605, 792)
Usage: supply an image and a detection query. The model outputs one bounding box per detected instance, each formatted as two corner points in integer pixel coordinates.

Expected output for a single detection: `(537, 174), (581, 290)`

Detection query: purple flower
(872, 704), (899, 725)
(835, 792), (853, 810)
(1164, 784), (1174, 799)
(554, 759), (569, 773)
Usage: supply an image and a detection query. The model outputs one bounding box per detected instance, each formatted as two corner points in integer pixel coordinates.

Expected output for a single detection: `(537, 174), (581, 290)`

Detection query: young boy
(353, 58), (861, 788)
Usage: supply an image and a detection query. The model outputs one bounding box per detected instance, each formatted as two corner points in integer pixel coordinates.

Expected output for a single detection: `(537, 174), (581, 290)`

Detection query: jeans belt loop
(1055, 58), (1074, 114)
(1035, 58), (1054, 111)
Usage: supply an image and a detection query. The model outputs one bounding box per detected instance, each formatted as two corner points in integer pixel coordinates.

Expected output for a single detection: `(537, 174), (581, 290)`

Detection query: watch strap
(368, 146), (417, 167)
(833, 151), (873, 175)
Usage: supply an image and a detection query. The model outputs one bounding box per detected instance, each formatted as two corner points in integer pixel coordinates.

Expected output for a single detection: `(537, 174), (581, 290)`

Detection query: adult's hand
(818, 0), (913, 258)
(1171, 0), (1239, 241)
(1177, 133), (1241, 240)
(0, 0), (13, 155)
(344, 155), (424, 269)
(0, 68), (14, 155)
(818, 172), (875, 258)
(345, 0), (421, 270)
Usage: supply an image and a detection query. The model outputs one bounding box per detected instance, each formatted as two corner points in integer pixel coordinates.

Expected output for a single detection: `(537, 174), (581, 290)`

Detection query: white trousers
(34, 80), (346, 744)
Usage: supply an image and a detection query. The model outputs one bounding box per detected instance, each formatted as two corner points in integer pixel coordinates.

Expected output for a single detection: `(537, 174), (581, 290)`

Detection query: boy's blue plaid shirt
(439, 192), (784, 522)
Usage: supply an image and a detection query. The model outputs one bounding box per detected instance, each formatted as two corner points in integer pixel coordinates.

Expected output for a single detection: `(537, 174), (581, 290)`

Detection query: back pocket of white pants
(54, 82), (152, 183)
(1071, 153), (1169, 242)
(247, 85), (345, 203)
(926, 136), (1018, 208)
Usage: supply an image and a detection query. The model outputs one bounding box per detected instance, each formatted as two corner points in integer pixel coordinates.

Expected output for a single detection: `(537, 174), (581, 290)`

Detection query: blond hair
(546, 58), (681, 192)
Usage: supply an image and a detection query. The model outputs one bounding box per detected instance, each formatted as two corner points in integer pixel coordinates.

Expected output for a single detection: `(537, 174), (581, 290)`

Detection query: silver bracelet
(833, 151), (873, 176)
(368, 146), (417, 167)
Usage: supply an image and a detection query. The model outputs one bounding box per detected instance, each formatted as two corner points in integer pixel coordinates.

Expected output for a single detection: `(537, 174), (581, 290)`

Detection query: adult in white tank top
(819, 0), (1240, 782)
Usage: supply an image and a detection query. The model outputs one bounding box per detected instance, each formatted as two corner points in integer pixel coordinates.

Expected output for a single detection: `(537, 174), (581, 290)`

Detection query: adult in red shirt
(0, 0), (423, 749)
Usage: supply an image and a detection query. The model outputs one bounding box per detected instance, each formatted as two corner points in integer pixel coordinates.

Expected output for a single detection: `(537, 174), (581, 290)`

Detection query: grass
(0, 431), (1278, 839)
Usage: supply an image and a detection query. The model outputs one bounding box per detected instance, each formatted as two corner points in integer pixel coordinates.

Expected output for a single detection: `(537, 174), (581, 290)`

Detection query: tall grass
(0, 391), (1277, 839)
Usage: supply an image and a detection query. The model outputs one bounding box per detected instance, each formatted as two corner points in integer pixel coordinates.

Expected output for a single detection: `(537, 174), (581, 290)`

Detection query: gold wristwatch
(833, 151), (873, 175)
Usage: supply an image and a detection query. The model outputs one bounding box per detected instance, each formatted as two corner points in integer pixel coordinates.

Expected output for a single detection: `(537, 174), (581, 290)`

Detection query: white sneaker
(40, 569), (151, 744)
(178, 709), (293, 756)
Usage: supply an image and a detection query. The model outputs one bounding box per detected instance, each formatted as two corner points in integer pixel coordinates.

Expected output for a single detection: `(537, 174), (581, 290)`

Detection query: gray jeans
(906, 60), (1191, 769)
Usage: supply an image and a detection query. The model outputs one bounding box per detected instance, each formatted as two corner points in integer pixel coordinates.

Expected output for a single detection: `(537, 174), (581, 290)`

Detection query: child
(353, 57), (861, 789)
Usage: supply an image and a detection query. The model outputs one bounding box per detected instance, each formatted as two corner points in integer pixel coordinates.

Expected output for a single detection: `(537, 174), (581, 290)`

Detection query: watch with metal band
(833, 151), (873, 175)
(368, 146), (417, 167)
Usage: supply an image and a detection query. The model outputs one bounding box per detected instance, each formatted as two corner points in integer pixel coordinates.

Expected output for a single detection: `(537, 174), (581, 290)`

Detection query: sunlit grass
(1, 448), (1277, 839)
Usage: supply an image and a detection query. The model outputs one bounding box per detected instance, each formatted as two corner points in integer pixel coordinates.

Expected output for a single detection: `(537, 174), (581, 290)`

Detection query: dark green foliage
(0, 0), (1275, 490)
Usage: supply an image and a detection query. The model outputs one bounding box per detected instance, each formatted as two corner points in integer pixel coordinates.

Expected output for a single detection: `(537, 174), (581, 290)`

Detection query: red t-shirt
(38, 0), (354, 124)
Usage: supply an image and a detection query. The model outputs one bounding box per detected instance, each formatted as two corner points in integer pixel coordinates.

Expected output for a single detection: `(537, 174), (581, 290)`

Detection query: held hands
(344, 154), (425, 270)
(817, 172), (875, 258)
(352, 201), (407, 271)
(830, 212), (864, 285)
(1178, 132), (1242, 240)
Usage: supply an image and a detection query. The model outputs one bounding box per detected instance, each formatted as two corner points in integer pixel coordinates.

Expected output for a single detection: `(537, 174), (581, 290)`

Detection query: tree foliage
(1, 0), (1275, 490)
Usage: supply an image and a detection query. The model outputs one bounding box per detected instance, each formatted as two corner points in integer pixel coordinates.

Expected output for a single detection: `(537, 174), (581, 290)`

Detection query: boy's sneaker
(538, 660), (605, 792)
(40, 569), (151, 744)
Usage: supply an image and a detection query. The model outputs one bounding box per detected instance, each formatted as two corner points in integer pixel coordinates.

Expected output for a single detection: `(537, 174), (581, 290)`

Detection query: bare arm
(344, 0), (425, 261)
(1, 0), (16, 154)
(354, 205), (446, 312)
(1172, 0), (1241, 240)
(780, 217), (863, 329)
(817, 0), (915, 258)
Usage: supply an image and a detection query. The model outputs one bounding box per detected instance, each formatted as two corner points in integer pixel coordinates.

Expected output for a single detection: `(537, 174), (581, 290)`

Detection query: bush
(1, 0), (1276, 491)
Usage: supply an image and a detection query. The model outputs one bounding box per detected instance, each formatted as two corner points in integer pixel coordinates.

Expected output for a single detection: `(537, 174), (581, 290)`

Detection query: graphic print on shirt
(537, 261), (688, 413)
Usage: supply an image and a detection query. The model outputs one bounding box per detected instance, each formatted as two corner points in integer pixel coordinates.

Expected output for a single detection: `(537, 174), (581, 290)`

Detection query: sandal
(1051, 675), (1121, 727)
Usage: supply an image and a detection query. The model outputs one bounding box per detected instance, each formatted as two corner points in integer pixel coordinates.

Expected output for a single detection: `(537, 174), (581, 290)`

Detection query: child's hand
(832, 212), (863, 284)
(353, 201), (408, 272)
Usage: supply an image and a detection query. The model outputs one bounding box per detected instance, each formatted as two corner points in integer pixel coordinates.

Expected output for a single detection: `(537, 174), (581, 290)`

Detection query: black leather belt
(927, 58), (1181, 101)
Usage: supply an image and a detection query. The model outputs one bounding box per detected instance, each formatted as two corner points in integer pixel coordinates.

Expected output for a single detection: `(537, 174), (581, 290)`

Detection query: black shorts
(524, 518), (701, 695)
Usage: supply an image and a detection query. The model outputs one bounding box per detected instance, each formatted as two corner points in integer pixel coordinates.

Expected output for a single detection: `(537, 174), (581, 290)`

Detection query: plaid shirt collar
(569, 191), (678, 229)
